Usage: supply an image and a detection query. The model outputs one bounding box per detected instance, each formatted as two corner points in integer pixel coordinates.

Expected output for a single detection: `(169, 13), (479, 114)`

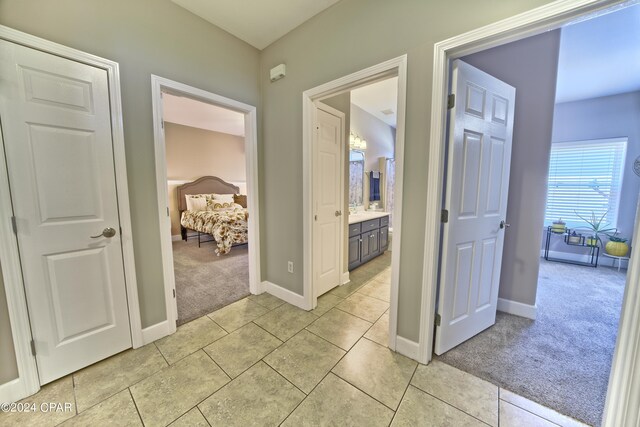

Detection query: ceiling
(171, 0), (341, 50)
(555, 4), (640, 103)
(351, 77), (399, 128)
(162, 93), (245, 136)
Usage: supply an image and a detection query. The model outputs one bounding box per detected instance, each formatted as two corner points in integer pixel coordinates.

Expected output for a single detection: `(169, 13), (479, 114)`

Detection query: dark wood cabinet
(348, 214), (389, 271)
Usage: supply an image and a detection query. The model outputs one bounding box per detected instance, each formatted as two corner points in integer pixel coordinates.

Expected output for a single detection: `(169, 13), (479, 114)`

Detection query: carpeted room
(434, 6), (640, 426)
(163, 94), (251, 326)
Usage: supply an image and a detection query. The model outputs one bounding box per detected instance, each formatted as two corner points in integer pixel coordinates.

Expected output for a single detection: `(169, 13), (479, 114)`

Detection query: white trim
(172, 235), (183, 242)
(497, 298), (537, 320)
(342, 272), (350, 285)
(418, 1), (640, 425)
(302, 55), (407, 352)
(262, 281), (306, 307)
(141, 321), (172, 345)
(0, 24), (141, 401)
(151, 75), (262, 340)
(314, 101), (346, 299)
(395, 336), (419, 360)
(0, 378), (25, 404)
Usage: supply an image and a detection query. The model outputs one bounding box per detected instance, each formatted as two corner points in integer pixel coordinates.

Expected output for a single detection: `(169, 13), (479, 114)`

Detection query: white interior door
(0, 40), (132, 384)
(435, 60), (516, 355)
(313, 105), (343, 298)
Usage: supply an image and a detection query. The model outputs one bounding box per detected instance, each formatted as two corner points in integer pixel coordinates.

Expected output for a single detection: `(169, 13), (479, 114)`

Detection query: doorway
(151, 76), (261, 338)
(303, 56), (407, 354)
(162, 93), (251, 325)
(428, 3), (637, 423)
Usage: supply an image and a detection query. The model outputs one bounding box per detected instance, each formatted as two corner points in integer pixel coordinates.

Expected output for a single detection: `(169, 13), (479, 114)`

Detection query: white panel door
(0, 40), (131, 384)
(435, 60), (516, 355)
(313, 106), (343, 297)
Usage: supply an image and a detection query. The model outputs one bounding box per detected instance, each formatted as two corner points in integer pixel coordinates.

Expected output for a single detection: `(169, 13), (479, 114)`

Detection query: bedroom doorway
(151, 76), (261, 335)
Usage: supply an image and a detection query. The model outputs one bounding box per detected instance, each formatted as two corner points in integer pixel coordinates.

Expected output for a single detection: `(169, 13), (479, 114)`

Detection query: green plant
(575, 210), (617, 247)
(606, 231), (628, 243)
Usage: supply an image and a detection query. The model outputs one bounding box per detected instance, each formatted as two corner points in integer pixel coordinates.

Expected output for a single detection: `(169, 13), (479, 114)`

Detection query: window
(545, 138), (627, 228)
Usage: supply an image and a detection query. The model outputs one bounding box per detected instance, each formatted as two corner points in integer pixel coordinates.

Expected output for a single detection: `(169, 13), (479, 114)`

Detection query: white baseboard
(141, 320), (172, 344)
(342, 272), (350, 285)
(262, 281), (307, 310)
(497, 298), (537, 320)
(540, 250), (622, 268)
(395, 335), (419, 361)
(171, 234), (182, 241)
(0, 377), (29, 404)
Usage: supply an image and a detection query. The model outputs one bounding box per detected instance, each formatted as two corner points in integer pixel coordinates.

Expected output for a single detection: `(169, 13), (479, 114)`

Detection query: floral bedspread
(181, 208), (248, 255)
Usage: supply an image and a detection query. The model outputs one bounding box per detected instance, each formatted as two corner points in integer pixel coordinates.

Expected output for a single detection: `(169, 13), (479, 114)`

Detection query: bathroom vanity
(348, 212), (390, 270)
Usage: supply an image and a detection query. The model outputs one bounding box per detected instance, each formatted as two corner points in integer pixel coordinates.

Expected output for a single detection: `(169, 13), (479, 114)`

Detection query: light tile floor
(0, 253), (587, 427)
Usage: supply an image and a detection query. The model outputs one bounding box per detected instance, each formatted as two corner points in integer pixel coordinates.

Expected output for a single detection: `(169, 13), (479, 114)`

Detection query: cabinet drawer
(380, 215), (389, 226)
(349, 223), (361, 237)
(362, 218), (380, 232)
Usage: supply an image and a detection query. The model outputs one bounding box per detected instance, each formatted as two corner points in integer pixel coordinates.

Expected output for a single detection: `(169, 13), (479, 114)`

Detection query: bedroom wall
(0, 0), (260, 333)
(544, 91), (640, 256)
(0, 261), (19, 385)
(259, 0), (552, 342)
(461, 30), (561, 308)
(165, 122), (247, 236)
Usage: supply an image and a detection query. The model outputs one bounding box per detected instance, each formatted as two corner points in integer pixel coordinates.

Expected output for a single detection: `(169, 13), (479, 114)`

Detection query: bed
(177, 176), (248, 255)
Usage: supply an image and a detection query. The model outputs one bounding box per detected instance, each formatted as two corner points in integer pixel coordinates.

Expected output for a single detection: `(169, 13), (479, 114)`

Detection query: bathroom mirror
(349, 150), (365, 207)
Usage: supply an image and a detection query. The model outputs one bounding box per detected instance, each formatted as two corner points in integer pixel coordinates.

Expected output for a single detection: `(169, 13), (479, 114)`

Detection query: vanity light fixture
(349, 131), (367, 150)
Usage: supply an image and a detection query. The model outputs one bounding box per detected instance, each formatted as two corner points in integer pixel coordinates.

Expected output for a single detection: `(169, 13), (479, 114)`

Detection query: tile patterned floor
(0, 253), (587, 427)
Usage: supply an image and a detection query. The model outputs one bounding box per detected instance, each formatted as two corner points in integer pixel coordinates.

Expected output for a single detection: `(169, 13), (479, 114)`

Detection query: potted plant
(605, 232), (630, 257)
(575, 210), (616, 248)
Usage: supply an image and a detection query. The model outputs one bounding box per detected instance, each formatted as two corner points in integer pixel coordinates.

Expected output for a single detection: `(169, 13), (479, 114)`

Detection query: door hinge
(447, 94), (455, 109)
(172, 289), (176, 298)
(435, 313), (441, 327)
(167, 207), (170, 217)
(161, 120), (164, 129)
(30, 339), (36, 356)
(11, 216), (17, 234)
(441, 209), (449, 223)
(119, 226), (123, 235)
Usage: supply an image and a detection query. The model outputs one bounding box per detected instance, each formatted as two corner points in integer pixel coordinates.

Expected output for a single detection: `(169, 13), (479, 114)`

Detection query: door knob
(499, 220), (510, 229)
(91, 227), (117, 238)
(335, 210), (342, 217)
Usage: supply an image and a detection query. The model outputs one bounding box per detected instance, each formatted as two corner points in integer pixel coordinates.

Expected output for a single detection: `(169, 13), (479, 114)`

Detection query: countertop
(348, 211), (389, 225)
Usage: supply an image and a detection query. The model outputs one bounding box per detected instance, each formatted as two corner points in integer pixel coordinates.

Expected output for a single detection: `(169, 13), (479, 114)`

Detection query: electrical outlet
(287, 261), (294, 273)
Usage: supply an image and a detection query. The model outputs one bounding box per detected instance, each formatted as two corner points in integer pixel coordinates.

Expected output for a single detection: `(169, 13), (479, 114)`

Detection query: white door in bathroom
(313, 103), (344, 297)
(435, 60), (516, 355)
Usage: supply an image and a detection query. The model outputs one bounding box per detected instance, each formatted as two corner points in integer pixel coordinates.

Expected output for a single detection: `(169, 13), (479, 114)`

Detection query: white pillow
(185, 195), (207, 211)
(212, 193), (234, 202)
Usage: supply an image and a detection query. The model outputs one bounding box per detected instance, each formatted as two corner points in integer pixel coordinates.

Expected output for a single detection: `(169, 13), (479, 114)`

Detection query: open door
(313, 104), (344, 298)
(434, 60), (516, 355)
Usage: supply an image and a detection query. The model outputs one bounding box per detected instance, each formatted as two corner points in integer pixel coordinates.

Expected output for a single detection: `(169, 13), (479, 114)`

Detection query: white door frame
(150, 75), (261, 338)
(419, 0), (640, 425)
(0, 25), (141, 403)
(313, 102), (346, 297)
(303, 55), (407, 353)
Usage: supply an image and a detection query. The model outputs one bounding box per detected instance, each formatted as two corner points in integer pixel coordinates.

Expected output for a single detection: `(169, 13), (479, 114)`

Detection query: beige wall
(0, 261), (19, 384)
(166, 122), (246, 235)
(259, 0), (552, 341)
(0, 0), (260, 332)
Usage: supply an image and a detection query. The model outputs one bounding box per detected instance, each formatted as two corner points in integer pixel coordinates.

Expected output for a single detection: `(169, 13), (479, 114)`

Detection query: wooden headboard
(177, 176), (239, 212)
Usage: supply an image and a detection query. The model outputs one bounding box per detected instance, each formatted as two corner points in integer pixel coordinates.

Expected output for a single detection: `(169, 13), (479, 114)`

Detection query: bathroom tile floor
(0, 252), (587, 427)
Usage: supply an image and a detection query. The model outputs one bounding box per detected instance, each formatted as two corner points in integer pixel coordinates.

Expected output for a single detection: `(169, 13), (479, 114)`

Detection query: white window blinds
(545, 138), (627, 228)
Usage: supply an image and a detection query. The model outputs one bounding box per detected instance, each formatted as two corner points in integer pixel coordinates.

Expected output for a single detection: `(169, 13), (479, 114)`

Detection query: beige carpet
(437, 259), (626, 426)
(172, 239), (249, 325)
